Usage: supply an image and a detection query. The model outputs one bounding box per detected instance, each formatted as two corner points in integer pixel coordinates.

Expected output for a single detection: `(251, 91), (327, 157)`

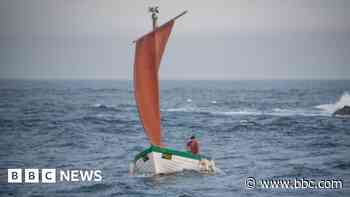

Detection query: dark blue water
(0, 80), (349, 197)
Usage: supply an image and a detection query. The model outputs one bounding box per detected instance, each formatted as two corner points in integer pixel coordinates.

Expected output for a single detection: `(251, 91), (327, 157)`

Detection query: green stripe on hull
(134, 145), (208, 162)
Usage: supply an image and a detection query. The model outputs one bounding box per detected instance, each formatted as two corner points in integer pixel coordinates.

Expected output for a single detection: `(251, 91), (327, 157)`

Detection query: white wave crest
(210, 110), (261, 116)
(315, 92), (350, 113)
(92, 103), (117, 109)
(93, 103), (104, 107)
(271, 108), (325, 117)
(165, 107), (196, 112)
(164, 108), (261, 116)
(164, 107), (327, 117)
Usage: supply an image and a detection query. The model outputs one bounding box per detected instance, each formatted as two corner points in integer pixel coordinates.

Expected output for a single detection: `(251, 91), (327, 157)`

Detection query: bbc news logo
(8, 169), (102, 183)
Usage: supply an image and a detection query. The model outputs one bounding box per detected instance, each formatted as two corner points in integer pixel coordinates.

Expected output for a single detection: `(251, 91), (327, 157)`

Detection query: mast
(149, 6), (159, 30)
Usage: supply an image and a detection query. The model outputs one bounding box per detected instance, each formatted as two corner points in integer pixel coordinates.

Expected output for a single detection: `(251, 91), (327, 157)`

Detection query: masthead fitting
(149, 6), (159, 30)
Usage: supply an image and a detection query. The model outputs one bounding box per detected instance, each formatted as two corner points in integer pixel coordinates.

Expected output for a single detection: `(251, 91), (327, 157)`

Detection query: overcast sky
(0, 0), (349, 79)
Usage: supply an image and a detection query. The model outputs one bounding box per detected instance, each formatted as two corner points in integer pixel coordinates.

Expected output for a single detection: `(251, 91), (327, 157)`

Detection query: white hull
(132, 146), (216, 175)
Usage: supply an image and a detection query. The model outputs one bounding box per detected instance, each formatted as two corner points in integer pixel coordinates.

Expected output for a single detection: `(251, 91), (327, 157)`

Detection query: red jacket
(187, 140), (199, 154)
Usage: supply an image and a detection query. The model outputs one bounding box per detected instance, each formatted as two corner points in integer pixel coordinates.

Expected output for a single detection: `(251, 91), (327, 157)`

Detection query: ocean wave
(91, 103), (136, 112)
(58, 183), (113, 194)
(82, 115), (137, 125)
(163, 107), (327, 117)
(92, 103), (117, 109)
(211, 110), (262, 116)
(315, 92), (350, 113)
(270, 108), (326, 117)
(165, 107), (196, 112)
(163, 108), (260, 116)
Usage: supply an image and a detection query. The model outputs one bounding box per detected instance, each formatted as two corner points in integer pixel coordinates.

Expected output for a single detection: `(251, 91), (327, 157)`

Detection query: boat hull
(132, 145), (216, 175)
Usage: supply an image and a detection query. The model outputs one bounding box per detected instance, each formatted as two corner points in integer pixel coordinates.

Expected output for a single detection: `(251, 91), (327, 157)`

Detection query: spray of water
(315, 92), (350, 113)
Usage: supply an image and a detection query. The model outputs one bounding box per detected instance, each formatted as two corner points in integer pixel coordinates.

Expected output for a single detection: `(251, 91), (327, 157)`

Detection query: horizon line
(1, 77), (350, 81)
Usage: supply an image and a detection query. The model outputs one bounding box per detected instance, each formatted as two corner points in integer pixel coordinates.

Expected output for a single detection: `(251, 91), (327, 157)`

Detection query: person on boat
(186, 135), (199, 155)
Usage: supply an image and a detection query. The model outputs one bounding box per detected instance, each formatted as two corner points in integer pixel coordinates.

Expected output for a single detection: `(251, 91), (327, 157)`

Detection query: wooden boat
(130, 7), (216, 175)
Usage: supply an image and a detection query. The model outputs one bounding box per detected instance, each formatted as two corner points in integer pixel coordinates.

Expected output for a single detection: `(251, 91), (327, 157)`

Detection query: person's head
(190, 135), (195, 140)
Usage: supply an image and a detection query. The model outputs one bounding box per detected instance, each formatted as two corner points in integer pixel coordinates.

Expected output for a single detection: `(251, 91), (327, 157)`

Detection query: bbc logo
(8, 169), (56, 183)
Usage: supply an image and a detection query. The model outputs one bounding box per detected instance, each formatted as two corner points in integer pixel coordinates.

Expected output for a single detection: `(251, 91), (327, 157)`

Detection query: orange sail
(133, 20), (174, 146)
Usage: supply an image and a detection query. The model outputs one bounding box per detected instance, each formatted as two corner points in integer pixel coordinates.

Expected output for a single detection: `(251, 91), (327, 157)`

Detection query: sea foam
(315, 92), (350, 113)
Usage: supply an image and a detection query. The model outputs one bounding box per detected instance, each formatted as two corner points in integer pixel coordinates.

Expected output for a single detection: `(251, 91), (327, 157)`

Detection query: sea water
(0, 80), (349, 196)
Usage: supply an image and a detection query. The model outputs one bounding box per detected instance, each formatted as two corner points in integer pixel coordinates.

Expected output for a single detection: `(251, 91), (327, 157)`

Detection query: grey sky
(0, 0), (349, 79)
